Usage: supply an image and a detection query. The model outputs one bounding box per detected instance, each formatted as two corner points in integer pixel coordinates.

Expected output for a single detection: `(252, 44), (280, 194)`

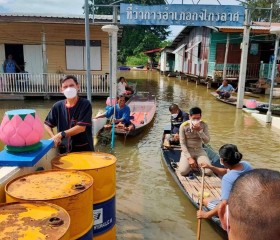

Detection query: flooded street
(0, 71), (280, 239)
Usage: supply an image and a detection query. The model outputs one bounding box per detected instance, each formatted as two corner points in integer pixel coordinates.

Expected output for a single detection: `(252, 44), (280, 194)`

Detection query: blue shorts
(207, 199), (221, 210)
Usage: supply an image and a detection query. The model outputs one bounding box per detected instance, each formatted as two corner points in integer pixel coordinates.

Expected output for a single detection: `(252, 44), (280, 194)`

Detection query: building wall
(184, 27), (211, 78)
(0, 22), (109, 74)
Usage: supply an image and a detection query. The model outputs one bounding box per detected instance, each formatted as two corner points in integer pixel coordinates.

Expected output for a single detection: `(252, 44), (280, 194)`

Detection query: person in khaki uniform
(178, 107), (212, 176)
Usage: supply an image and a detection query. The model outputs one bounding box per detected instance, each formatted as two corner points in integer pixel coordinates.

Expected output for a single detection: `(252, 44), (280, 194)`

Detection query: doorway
(4, 44), (24, 72)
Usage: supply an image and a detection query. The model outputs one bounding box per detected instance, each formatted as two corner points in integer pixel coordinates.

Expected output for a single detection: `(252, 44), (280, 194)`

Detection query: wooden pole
(197, 168), (205, 240)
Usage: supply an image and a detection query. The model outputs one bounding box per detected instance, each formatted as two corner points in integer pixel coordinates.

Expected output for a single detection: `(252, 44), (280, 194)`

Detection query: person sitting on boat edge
(94, 95), (135, 131)
(169, 103), (189, 144)
(196, 144), (252, 220)
(178, 107), (212, 176)
(117, 77), (133, 96)
(216, 79), (235, 99)
(218, 169), (280, 240)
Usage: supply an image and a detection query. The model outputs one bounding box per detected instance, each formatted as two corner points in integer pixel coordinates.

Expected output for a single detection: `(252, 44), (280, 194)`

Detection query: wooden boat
(117, 66), (131, 71)
(114, 92), (156, 136)
(255, 104), (280, 116)
(211, 92), (259, 107)
(211, 92), (241, 106)
(160, 126), (226, 233)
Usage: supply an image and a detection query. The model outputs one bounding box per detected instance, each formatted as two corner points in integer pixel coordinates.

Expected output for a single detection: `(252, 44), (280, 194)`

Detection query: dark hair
(189, 107), (202, 116)
(169, 103), (179, 112)
(60, 75), (78, 86)
(219, 144), (243, 165)
(118, 76), (125, 83)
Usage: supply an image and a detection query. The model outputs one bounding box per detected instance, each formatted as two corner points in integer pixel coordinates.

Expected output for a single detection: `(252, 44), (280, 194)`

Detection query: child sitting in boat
(216, 80), (235, 99)
(117, 77), (133, 96)
(94, 95), (135, 131)
(196, 144), (252, 220)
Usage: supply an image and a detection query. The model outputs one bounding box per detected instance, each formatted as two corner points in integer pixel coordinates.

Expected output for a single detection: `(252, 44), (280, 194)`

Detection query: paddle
(197, 168), (205, 240)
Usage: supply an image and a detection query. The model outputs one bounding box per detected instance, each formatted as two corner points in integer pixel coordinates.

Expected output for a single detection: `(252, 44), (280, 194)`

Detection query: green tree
(241, 0), (280, 22)
(88, 0), (170, 64)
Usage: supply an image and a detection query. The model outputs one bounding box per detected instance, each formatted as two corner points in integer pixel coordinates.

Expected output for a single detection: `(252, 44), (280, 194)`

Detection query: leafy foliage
(241, 0), (280, 22)
(88, 0), (170, 64)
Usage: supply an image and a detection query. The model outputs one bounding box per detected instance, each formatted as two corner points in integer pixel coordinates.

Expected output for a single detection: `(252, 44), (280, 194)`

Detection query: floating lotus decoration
(0, 109), (44, 152)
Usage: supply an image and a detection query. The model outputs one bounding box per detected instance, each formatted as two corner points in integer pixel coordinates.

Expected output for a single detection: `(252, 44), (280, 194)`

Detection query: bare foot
(104, 124), (112, 129)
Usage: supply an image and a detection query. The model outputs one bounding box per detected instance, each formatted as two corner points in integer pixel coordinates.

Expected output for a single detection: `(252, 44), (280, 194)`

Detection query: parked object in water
(117, 66), (131, 71)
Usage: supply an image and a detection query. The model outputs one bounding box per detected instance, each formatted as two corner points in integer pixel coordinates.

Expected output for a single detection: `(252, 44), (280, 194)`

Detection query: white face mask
(63, 87), (77, 99)
(191, 119), (200, 125)
(220, 158), (224, 166)
(171, 113), (178, 118)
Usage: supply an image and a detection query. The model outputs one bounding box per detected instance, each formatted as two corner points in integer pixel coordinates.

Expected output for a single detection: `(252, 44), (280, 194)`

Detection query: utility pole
(266, 28), (280, 123)
(236, 9), (250, 109)
(85, 0), (92, 102)
(222, 33), (230, 80)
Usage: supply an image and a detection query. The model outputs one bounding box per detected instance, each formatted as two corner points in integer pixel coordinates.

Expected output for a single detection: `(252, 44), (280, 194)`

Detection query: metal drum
(52, 152), (116, 239)
(0, 201), (70, 240)
(5, 170), (93, 240)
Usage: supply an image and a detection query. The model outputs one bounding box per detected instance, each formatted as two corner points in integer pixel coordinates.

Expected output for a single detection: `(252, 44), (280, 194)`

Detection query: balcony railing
(0, 73), (110, 96)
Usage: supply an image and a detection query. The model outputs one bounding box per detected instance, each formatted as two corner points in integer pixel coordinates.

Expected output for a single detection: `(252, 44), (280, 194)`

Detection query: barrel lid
(52, 152), (117, 170)
(5, 170), (93, 200)
(0, 202), (70, 240)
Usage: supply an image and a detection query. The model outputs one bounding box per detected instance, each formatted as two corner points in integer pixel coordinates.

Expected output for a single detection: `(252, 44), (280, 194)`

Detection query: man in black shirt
(44, 75), (94, 153)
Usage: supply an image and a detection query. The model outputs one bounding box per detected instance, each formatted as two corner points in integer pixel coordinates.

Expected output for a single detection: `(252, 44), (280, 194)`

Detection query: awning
(172, 43), (187, 54)
(185, 41), (201, 53)
(143, 48), (162, 54)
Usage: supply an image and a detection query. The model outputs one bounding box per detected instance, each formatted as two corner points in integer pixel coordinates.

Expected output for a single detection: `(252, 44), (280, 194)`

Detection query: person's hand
(192, 122), (202, 132)
(200, 163), (210, 169)
(173, 133), (179, 141)
(197, 210), (209, 219)
(52, 133), (62, 147)
(113, 118), (120, 123)
(188, 158), (198, 169)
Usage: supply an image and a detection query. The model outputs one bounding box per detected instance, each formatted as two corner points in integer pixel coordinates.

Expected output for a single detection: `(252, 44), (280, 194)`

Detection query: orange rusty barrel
(0, 201), (70, 240)
(52, 152), (116, 239)
(5, 170), (93, 240)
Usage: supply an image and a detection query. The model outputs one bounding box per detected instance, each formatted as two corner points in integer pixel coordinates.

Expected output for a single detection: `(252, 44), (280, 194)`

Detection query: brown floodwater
(0, 70), (279, 240)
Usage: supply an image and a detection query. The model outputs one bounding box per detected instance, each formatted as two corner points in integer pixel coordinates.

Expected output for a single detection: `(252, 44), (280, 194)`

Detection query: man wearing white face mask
(44, 75), (94, 153)
(178, 107), (212, 176)
(169, 104), (189, 143)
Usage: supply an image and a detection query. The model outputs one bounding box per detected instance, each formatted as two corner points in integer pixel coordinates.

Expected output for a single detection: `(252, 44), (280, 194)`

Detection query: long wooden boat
(160, 126), (226, 234)
(255, 103), (280, 116)
(115, 92), (156, 136)
(211, 92), (243, 107)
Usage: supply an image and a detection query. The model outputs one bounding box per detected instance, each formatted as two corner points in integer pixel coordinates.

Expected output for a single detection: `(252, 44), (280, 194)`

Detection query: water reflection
(0, 71), (279, 239)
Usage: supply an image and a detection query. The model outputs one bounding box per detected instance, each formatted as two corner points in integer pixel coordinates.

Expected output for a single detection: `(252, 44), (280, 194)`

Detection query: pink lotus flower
(0, 110), (44, 147)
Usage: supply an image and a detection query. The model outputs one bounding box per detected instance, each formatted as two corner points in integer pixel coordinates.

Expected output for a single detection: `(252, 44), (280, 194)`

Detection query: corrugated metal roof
(0, 13), (117, 24)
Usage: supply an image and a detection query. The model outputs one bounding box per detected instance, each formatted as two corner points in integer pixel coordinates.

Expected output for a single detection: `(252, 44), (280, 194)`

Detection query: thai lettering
(121, 4), (244, 26)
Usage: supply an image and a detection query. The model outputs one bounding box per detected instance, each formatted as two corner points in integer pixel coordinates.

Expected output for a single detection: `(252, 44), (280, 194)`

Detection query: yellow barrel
(0, 201), (70, 240)
(52, 152), (116, 239)
(5, 170), (93, 240)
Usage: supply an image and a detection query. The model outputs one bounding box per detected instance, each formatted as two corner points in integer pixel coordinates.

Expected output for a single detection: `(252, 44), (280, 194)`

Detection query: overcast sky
(0, 0), (242, 40)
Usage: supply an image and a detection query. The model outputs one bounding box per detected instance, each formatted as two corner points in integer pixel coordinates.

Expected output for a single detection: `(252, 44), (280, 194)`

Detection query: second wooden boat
(115, 92), (156, 136)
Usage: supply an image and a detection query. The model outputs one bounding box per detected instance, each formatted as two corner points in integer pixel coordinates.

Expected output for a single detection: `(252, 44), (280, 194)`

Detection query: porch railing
(0, 73), (110, 95)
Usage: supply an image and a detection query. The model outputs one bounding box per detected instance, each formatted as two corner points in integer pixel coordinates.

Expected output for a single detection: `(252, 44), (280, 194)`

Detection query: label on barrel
(93, 196), (116, 235)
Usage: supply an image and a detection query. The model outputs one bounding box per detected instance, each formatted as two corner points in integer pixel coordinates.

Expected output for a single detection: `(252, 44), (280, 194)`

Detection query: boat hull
(160, 126), (226, 235)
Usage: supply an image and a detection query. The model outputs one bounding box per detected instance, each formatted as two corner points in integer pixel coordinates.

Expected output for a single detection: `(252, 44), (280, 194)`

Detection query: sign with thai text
(120, 4), (245, 26)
